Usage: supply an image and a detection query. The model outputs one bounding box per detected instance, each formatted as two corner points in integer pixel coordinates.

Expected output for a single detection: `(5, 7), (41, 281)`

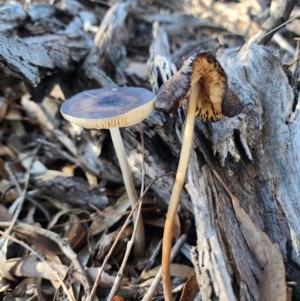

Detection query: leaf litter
(0, 0), (298, 300)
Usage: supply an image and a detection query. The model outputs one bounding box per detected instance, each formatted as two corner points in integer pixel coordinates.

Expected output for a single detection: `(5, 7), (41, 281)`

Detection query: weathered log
(143, 30), (298, 300)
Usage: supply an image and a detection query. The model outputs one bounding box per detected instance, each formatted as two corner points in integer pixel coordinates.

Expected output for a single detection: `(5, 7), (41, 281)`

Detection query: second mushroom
(155, 52), (243, 301)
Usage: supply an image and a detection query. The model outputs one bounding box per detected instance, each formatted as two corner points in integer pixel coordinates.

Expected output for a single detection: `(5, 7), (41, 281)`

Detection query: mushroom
(155, 52), (243, 300)
(60, 87), (156, 258)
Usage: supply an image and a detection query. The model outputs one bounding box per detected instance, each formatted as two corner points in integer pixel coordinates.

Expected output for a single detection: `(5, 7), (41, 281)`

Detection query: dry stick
(142, 234), (187, 301)
(106, 125), (146, 301)
(107, 201), (143, 301)
(0, 147), (39, 250)
(3, 151), (49, 220)
(162, 87), (198, 301)
(88, 172), (173, 301)
(140, 239), (162, 278)
(0, 230), (75, 301)
(247, 0), (297, 45)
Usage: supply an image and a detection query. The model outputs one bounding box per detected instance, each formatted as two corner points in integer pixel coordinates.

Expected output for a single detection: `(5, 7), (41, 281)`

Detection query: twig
(4, 163), (22, 195)
(0, 147), (39, 250)
(26, 195), (51, 222)
(0, 230), (75, 301)
(250, 0), (298, 45)
(87, 172), (173, 301)
(106, 202), (143, 301)
(140, 239), (162, 277)
(141, 234), (187, 301)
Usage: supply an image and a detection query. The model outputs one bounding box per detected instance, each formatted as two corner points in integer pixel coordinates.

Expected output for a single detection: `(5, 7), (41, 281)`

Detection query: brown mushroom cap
(155, 52), (243, 122)
(61, 87), (156, 129)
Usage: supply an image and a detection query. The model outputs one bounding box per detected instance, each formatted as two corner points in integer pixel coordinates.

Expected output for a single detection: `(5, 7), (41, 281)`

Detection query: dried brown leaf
(212, 170), (286, 301)
(98, 225), (133, 259)
(64, 213), (87, 249)
(0, 97), (8, 122)
(0, 144), (15, 158)
(143, 217), (165, 228)
(54, 263), (76, 301)
(14, 227), (62, 255)
(21, 93), (54, 132)
(11, 277), (36, 297)
(112, 296), (124, 301)
(141, 264), (194, 280)
(125, 61), (148, 78)
(0, 237), (17, 281)
(5, 255), (121, 286)
(4, 105), (22, 120)
(173, 213), (181, 240)
(53, 129), (78, 157)
(179, 274), (199, 301)
(0, 203), (13, 222)
(233, 200), (285, 301)
(90, 193), (131, 236)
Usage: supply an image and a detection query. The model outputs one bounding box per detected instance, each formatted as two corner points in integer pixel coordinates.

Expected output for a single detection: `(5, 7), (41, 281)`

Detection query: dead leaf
(212, 169), (286, 301)
(64, 213), (87, 249)
(20, 154), (48, 176)
(98, 225), (133, 259)
(90, 193), (131, 235)
(0, 144), (15, 158)
(21, 93), (54, 132)
(12, 277), (36, 296)
(0, 97), (8, 122)
(54, 263), (76, 301)
(0, 204), (13, 222)
(173, 213), (181, 240)
(112, 296), (124, 301)
(141, 264), (194, 280)
(143, 217), (165, 228)
(179, 274), (199, 301)
(53, 129), (78, 157)
(0, 236), (17, 281)
(125, 61), (148, 77)
(5, 255), (123, 286)
(0, 179), (18, 202)
(14, 227), (62, 255)
(4, 105), (22, 121)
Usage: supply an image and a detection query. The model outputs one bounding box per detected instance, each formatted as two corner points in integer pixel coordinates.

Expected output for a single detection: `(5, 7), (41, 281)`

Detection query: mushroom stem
(162, 85), (198, 301)
(110, 127), (145, 258)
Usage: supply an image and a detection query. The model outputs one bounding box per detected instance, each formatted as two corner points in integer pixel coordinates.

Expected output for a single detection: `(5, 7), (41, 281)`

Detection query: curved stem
(162, 86), (198, 301)
(110, 127), (145, 258)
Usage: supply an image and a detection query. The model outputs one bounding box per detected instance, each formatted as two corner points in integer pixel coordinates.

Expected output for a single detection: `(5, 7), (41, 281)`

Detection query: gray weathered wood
(0, 35), (53, 86)
(0, 3), (26, 35)
(145, 22), (296, 299)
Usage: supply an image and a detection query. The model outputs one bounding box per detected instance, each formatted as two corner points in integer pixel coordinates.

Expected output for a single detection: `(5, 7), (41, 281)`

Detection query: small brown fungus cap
(61, 87), (156, 129)
(155, 52), (243, 122)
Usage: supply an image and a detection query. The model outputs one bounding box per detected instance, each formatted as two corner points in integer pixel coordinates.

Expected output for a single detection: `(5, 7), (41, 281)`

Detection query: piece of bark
(0, 35), (53, 87)
(23, 31), (93, 71)
(0, 24), (92, 88)
(32, 172), (109, 210)
(0, 3), (26, 35)
(93, 2), (129, 68)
